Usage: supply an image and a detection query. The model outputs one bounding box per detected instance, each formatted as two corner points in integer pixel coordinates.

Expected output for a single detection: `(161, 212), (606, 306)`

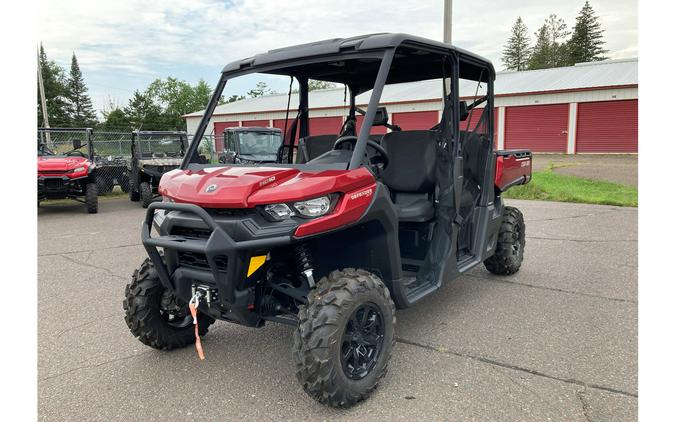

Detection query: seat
(380, 130), (438, 222)
(297, 135), (338, 163)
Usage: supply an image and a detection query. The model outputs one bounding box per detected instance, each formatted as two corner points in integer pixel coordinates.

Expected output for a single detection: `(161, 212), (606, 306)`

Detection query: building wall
(185, 86), (638, 154)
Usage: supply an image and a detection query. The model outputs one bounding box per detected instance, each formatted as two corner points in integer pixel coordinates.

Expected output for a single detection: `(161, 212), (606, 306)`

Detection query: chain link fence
(189, 134), (220, 164)
(38, 128), (92, 157)
(92, 132), (133, 195)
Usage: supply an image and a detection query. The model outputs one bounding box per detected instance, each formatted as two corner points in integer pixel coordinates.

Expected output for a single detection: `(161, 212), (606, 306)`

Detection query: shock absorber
(294, 243), (316, 288)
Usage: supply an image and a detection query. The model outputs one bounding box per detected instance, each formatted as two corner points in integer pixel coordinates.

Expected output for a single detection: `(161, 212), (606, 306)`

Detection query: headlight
(72, 166), (86, 173)
(263, 203), (294, 221)
(293, 196), (331, 218)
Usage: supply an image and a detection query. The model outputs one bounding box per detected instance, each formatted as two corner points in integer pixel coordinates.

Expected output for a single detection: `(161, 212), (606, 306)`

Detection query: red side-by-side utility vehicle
(123, 33), (531, 408)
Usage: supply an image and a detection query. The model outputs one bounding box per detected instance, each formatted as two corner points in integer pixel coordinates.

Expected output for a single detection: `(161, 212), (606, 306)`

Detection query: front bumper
(38, 175), (86, 199)
(142, 202), (296, 325)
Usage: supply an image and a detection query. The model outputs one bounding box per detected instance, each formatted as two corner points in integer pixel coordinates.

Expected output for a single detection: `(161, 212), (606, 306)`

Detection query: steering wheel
(66, 150), (86, 158)
(333, 136), (389, 170)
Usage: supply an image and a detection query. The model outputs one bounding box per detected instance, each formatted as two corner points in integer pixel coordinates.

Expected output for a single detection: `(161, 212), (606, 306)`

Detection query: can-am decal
(350, 188), (373, 201)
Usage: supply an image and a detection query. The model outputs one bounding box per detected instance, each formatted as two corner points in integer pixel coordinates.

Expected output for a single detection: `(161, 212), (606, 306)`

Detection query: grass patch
(504, 168), (637, 207)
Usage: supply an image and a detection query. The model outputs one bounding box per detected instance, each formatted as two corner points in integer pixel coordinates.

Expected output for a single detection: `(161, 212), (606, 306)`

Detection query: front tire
(123, 257), (214, 350)
(293, 268), (395, 408)
(484, 206), (525, 275)
(96, 177), (113, 195)
(140, 181), (153, 208)
(85, 183), (98, 214)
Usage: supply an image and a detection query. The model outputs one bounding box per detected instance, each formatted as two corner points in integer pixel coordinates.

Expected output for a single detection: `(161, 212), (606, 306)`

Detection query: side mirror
(459, 101), (469, 121)
(372, 107), (389, 126)
(72, 139), (82, 150)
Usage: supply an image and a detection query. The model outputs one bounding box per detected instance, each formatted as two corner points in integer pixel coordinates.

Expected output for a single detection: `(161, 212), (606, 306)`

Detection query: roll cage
(183, 33), (495, 173)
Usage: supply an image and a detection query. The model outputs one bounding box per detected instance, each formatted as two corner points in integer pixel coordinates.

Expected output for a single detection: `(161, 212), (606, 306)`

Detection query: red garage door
(392, 111), (439, 130)
(309, 117), (343, 135)
(505, 104), (569, 152)
(213, 121), (239, 153)
(242, 119), (269, 128)
(576, 100), (638, 153)
(356, 115), (388, 135)
(273, 119), (299, 145)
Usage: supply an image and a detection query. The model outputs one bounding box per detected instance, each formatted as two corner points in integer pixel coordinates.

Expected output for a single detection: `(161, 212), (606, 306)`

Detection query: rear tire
(140, 182), (153, 208)
(85, 183), (98, 214)
(293, 268), (395, 408)
(120, 176), (130, 193)
(484, 206), (525, 275)
(123, 257), (214, 350)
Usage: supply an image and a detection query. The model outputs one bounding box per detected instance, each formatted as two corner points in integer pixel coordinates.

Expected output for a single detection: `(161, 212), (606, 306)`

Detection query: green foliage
(146, 77), (213, 130)
(247, 81), (277, 98)
(545, 14), (571, 67)
(100, 108), (131, 131)
(501, 17), (531, 71)
(37, 44), (71, 127)
(222, 94), (246, 104)
(308, 80), (336, 91)
(504, 169), (637, 207)
(567, 1), (608, 63)
(528, 14), (572, 70)
(65, 53), (98, 127)
(528, 24), (552, 70)
(503, 3), (608, 71)
(124, 90), (164, 130)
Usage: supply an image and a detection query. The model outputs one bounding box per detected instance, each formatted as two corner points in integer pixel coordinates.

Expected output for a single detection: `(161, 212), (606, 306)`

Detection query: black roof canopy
(221, 33), (494, 91)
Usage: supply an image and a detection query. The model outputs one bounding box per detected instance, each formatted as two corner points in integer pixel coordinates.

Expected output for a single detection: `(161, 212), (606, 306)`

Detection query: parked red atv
(123, 34), (531, 407)
(38, 128), (98, 213)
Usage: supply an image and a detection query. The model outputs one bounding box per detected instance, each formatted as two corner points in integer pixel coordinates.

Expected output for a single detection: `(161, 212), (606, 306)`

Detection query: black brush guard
(142, 202), (292, 324)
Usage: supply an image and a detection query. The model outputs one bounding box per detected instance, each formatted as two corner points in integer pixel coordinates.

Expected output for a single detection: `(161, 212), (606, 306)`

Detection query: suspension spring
(294, 243), (316, 288)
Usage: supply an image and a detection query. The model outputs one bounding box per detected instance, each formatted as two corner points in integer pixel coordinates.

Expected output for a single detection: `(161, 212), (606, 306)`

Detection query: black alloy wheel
(341, 303), (385, 380)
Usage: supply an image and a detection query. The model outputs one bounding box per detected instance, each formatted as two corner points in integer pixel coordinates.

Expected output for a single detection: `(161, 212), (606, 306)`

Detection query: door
(576, 100), (638, 153)
(309, 116), (343, 135)
(391, 111), (439, 130)
(504, 104), (568, 152)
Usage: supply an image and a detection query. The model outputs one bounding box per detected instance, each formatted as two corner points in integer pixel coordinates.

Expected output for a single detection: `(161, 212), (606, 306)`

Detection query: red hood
(159, 166), (375, 208)
(38, 156), (90, 172)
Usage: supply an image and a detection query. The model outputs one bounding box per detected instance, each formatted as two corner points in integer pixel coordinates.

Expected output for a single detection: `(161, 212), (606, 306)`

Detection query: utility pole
(37, 47), (52, 146)
(443, 0), (452, 44)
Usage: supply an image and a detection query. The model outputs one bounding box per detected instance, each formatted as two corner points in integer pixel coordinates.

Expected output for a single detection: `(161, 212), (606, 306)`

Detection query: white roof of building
(184, 58), (637, 118)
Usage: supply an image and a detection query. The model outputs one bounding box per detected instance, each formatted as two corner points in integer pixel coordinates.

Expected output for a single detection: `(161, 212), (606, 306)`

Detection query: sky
(38, 0), (638, 114)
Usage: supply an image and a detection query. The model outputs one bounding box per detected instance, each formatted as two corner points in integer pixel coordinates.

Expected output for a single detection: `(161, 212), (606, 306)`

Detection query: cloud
(39, 0), (637, 112)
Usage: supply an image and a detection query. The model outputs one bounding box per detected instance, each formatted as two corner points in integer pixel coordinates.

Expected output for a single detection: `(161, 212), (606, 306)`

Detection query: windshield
(37, 129), (91, 158)
(237, 131), (282, 155)
(137, 136), (185, 158)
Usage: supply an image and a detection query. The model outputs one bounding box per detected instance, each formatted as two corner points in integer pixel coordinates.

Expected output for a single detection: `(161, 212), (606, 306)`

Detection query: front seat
(296, 135), (338, 163)
(380, 130), (438, 222)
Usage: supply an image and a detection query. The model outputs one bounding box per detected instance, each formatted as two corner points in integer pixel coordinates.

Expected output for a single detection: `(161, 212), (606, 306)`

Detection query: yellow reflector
(247, 255), (267, 277)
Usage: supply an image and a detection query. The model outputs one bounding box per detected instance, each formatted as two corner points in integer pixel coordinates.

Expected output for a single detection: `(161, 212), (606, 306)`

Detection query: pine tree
(124, 90), (164, 130)
(545, 14), (571, 67)
(502, 17), (532, 71)
(65, 53), (98, 126)
(567, 1), (608, 64)
(37, 44), (70, 127)
(528, 24), (552, 70)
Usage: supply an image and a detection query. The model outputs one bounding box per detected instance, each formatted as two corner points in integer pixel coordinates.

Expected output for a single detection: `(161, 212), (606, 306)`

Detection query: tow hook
(191, 285), (217, 307)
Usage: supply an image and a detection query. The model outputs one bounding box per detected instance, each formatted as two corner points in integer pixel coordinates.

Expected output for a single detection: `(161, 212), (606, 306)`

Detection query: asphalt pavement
(38, 198), (637, 421)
